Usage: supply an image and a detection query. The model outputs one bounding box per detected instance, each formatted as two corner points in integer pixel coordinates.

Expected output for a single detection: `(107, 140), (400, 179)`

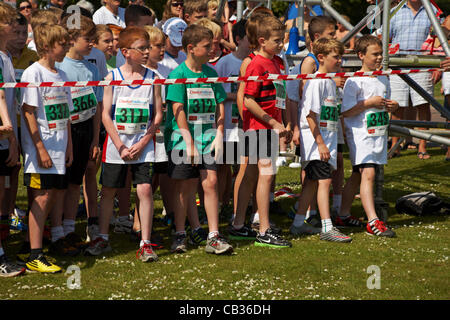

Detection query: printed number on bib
(274, 81), (286, 109)
(71, 87), (98, 124)
(43, 92), (70, 131)
(115, 97), (149, 134)
(187, 87), (216, 124)
(319, 97), (338, 132)
(366, 110), (389, 136)
(231, 103), (240, 125)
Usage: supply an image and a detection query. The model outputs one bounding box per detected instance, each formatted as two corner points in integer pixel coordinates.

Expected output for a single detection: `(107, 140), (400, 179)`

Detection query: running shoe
(86, 224), (99, 243)
(136, 243), (158, 262)
(304, 215), (322, 228)
(289, 223), (321, 236)
(171, 233), (187, 253)
(335, 215), (363, 228)
(9, 214), (28, 231)
(319, 227), (352, 243)
(227, 225), (257, 240)
(26, 254), (62, 273)
(205, 234), (233, 255)
(251, 221), (282, 235)
(48, 238), (80, 257)
(0, 255), (26, 277)
(255, 228), (292, 248)
(84, 237), (112, 256)
(366, 220), (396, 238)
(187, 226), (208, 246)
(114, 217), (133, 234)
(151, 230), (165, 249)
(65, 232), (88, 250)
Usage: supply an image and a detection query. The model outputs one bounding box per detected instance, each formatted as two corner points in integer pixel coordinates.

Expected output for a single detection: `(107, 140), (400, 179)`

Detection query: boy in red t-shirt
(242, 15), (292, 248)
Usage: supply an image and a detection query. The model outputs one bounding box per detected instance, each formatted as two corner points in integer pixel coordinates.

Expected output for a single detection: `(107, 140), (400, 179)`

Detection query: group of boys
(0, 1), (410, 278)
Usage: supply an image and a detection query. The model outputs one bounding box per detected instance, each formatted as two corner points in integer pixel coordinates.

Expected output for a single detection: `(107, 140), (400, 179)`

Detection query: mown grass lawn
(0, 146), (448, 300)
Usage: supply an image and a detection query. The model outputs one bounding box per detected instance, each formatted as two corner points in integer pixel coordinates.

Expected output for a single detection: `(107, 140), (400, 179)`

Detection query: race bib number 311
(115, 97), (150, 134)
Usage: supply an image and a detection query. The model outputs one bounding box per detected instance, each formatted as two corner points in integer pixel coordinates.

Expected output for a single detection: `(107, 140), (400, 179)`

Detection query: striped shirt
(390, 4), (434, 55)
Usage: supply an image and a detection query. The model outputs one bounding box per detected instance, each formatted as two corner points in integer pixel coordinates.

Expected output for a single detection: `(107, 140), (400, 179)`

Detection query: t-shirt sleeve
(443, 72), (450, 95)
(243, 62), (262, 97)
(166, 68), (186, 105)
(342, 79), (359, 113)
(21, 69), (40, 108)
(303, 80), (323, 115)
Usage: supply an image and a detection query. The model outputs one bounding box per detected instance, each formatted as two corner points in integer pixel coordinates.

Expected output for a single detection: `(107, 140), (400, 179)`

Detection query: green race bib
(366, 110), (389, 136)
(70, 87), (98, 124)
(187, 87), (216, 124)
(115, 97), (150, 134)
(43, 93), (70, 131)
(274, 80), (286, 109)
(319, 97), (338, 132)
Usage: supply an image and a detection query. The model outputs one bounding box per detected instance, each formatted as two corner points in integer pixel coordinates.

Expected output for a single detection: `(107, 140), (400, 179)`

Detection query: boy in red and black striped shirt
(242, 15), (292, 248)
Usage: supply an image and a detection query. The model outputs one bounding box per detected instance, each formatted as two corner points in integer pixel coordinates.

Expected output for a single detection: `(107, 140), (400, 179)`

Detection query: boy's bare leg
(296, 178), (318, 216)
(331, 152), (344, 214)
(339, 172), (361, 216)
(29, 189), (55, 249)
(317, 178), (332, 221)
(98, 186), (116, 236)
(62, 184), (81, 232)
(233, 157), (258, 226)
(200, 169), (219, 233)
(359, 167), (378, 221)
(256, 158), (275, 233)
(83, 159), (99, 219)
(136, 183), (153, 242)
(173, 179), (197, 232)
(117, 168), (132, 219)
(3, 164), (20, 217)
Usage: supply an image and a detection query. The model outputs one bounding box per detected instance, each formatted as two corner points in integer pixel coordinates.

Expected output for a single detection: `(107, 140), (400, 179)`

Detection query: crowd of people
(0, 0), (449, 278)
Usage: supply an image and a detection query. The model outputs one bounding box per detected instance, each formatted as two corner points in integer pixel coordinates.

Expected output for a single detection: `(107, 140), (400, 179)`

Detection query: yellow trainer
(26, 254), (62, 273)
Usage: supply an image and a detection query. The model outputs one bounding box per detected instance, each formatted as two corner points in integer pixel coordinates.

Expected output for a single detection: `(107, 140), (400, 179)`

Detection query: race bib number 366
(187, 87), (216, 124)
(70, 87), (98, 124)
(43, 93), (70, 131)
(115, 97), (150, 134)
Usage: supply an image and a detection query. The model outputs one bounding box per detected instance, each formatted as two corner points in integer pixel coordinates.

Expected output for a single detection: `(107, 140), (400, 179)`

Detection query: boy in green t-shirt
(165, 24), (233, 255)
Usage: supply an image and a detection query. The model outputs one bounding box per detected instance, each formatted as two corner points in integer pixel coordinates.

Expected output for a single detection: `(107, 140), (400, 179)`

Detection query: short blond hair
(144, 26), (165, 44)
(312, 38), (344, 57)
(31, 9), (60, 30)
(0, 2), (18, 27)
(193, 18), (221, 39)
(34, 23), (70, 57)
(208, 0), (218, 9)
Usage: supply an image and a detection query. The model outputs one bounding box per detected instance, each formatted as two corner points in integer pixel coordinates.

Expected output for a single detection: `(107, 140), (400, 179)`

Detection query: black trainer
(227, 225), (257, 240)
(255, 228), (292, 248)
(0, 255), (26, 277)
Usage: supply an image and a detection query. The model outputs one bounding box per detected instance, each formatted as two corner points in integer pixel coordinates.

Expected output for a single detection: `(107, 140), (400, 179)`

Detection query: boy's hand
(119, 145), (132, 161)
(366, 96), (386, 109)
(385, 100), (399, 113)
(5, 141), (19, 167)
(0, 125), (13, 139)
(318, 142), (330, 162)
(128, 141), (145, 160)
(90, 143), (100, 161)
(293, 126), (301, 146)
(211, 135), (223, 162)
(186, 143), (200, 166)
(37, 147), (53, 169)
(333, 77), (346, 89)
(66, 146), (73, 168)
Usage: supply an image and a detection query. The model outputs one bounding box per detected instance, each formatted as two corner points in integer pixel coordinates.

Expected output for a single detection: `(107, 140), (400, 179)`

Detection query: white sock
(51, 226), (64, 242)
(63, 219), (76, 236)
(293, 214), (305, 227)
(208, 231), (219, 239)
(321, 219), (333, 233)
(332, 194), (342, 210)
(305, 210), (317, 220)
(99, 233), (109, 241)
(0, 247), (5, 256)
(251, 212), (260, 224)
(140, 240), (151, 247)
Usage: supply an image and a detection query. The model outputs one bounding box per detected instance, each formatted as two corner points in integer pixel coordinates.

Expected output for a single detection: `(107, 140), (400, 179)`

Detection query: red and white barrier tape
(0, 68), (443, 89)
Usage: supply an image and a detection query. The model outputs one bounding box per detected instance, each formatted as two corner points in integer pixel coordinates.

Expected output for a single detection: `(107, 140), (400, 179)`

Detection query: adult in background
(93, 0), (126, 28)
(76, 0), (95, 15)
(388, 0), (439, 159)
(156, 0), (184, 29)
(17, 0), (33, 45)
(46, 0), (65, 9)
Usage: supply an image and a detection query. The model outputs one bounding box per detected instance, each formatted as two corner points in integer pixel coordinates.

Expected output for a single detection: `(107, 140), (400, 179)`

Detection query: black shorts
(167, 149), (217, 180)
(0, 149), (13, 176)
(338, 144), (344, 153)
(244, 129), (279, 162)
(100, 162), (153, 188)
(304, 160), (332, 180)
(154, 161), (168, 174)
(24, 173), (68, 190)
(352, 163), (378, 173)
(65, 119), (93, 185)
(99, 123), (107, 150)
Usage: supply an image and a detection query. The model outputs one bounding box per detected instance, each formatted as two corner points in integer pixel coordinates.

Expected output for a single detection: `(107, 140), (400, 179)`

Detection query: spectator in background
(46, 0), (66, 9)
(17, 0), (33, 45)
(336, 15), (355, 50)
(76, 0), (95, 15)
(156, 0), (184, 29)
(29, 0), (39, 12)
(128, 0), (145, 6)
(183, 0), (208, 25)
(93, 0), (126, 28)
(108, 24), (123, 57)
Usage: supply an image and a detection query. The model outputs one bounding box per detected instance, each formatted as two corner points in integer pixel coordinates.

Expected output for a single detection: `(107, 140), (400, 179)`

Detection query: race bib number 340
(43, 93), (70, 131)
(115, 97), (150, 134)
(187, 87), (216, 124)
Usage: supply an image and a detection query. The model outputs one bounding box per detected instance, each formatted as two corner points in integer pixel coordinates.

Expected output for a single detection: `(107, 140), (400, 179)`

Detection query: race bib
(187, 87), (216, 124)
(366, 110), (389, 136)
(274, 81), (286, 109)
(43, 92), (70, 131)
(115, 97), (150, 134)
(319, 97), (338, 132)
(231, 103), (240, 125)
(70, 87), (98, 124)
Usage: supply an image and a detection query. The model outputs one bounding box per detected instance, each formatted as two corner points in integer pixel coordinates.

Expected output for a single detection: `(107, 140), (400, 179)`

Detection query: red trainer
(366, 220), (396, 237)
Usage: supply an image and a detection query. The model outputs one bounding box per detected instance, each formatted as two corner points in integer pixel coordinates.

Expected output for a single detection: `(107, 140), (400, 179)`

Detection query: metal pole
(381, 0), (390, 71)
(389, 120), (450, 129)
(298, 0), (305, 38)
(398, 73), (450, 120)
(421, 0), (450, 57)
(236, 0), (244, 21)
(340, 0), (385, 45)
(320, 0), (363, 38)
(389, 125), (450, 146)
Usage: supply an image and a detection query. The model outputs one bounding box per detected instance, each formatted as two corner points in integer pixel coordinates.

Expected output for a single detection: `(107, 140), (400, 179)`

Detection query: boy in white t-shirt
(291, 38), (351, 243)
(84, 27), (163, 262)
(340, 35), (398, 237)
(21, 24), (73, 273)
(442, 67), (450, 161)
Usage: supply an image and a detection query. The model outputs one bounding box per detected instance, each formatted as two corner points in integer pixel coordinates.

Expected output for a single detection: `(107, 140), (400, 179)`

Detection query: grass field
(0, 146), (449, 300)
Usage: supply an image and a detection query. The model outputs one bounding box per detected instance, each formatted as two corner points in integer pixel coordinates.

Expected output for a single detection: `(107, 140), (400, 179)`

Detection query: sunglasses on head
(19, 5), (32, 10)
(171, 2), (183, 7)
